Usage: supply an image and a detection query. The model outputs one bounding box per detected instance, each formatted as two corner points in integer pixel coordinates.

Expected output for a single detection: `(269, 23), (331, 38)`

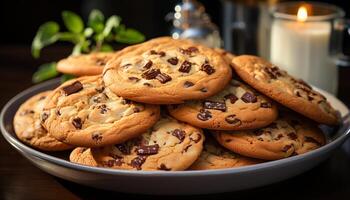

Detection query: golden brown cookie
(41, 76), (160, 147)
(214, 48), (235, 65)
(70, 116), (205, 171)
(231, 55), (339, 125)
(103, 37), (232, 104)
(167, 79), (278, 130)
(189, 135), (260, 170)
(214, 112), (326, 160)
(57, 52), (115, 76)
(13, 91), (72, 151)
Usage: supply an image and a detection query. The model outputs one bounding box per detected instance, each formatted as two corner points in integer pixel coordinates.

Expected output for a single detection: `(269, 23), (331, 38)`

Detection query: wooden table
(1, 46), (350, 200)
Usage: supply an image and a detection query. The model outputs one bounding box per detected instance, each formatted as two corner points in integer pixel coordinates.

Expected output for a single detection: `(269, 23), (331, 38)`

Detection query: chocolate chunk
(95, 86), (105, 93)
(201, 63), (215, 75)
(203, 100), (226, 112)
(241, 92), (257, 103)
(158, 163), (171, 171)
(56, 110), (61, 116)
(128, 77), (140, 82)
(92, 96), (102, 103)
(72, 118), (82, 129)
(150, 50), (157, 55)
(62, 81), (83, 96)
(179, 61), (192, 73)
(260, 102), (272, 108)
(288, 132), (298, 140)
(187, 46), (199, 52)
(225, 115), (242, 125)
(304, 136), (322, 146)
(143, 83), (153, 87)
(136, 144), (160, 155)
(133, 107), (141, 113)
(143, 60), (153, 70)
(275, 134), (284, 140)
(171, 129), (185, 143)
(167, 57), (178, 65)
(130, 156), (147, 170)
(156, 73), (172, 83)
(41, 112), (49, 122)
(282, 144), (292, 152)
(307, 96), (314, 101)
(184, 81), (194, 88)
(142, 69), (161, 80)
(197, 109), (212, 121)
(158, 51), (166, 57)
(115, 143), (130, 154)
(224, 94), (238, 104)
(92, 132), (102, 141)
(296, 91), (302, 97)
(190, 133), (202, 143)
(98, 104), (108, 114)
(180, 46), (198, 55)
(200, 87), (208, 92)
(182, 145), (192, 153)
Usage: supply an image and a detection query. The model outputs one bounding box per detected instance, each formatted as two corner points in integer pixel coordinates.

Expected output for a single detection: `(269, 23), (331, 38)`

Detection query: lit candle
(270, 5), (337, 94)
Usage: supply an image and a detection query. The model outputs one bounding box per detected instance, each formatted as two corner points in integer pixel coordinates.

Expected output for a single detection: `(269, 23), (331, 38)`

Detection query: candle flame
(297, 6), (308, 22)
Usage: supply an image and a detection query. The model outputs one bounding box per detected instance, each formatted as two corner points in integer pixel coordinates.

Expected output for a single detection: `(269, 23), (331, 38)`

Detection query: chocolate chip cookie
(103, 37), (232, 104)
(214, 48), (235, 66)
(57, 52), (115, 76)
(70, 116), (205, 170)
(167, 79), (278, 130)
(232, 55), (339, 125)
(214, 112), (326, 160)
(189, 135), (260, 170)
(42, 75), (160, 147)
(13, 91), (72, 151)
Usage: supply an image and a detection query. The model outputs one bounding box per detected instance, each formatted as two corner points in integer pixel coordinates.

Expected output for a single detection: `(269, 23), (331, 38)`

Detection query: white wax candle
(270, 19), (337, 94)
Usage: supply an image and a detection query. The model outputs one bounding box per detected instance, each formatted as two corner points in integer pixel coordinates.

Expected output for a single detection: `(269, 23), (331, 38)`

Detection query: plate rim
(1, 78), (350, 177)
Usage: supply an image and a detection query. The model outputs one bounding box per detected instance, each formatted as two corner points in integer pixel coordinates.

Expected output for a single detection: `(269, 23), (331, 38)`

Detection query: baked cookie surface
(232, 55), (339, 125)
(168, 79), (278, 130)
(42, 76), (160, 147)
(70, 117), (204, 171)
(13, 91), (72, 151)
(103, 37), (232, 104)
(189, 135), (260, 170)
(214, 112), (326, 160)
(57, 52), (115, 76)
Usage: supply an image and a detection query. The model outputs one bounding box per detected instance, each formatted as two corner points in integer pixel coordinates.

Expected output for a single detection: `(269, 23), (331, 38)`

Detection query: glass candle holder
(269, 1), (349, 94)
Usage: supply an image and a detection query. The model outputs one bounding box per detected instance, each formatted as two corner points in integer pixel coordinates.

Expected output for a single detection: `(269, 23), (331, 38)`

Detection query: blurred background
(0, 0), (349, 103)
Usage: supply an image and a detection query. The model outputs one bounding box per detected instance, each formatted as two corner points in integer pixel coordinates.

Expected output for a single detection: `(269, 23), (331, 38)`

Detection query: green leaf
(103, 15), (121, 37)
(57, 32), (79, 43)
(100, 44), (114, 52)
(31, 21), (60, 58)
(72, 43), (83, 55)
(84, 27), (94, 37)
(88, 9), (105, 33)
(32, 62), (59, 83)
(62, 10), (84, 34)
(115, 28), (145, 44)
(61, 74), (75, 83)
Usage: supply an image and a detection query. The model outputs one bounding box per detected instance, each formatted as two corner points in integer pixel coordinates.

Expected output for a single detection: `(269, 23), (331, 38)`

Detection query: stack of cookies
(13, 37), (340, 171)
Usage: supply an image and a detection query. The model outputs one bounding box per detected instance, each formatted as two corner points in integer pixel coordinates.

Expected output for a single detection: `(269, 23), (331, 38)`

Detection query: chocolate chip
(142, 69), (161, 80)
(308, 96), (314, 101)
(288, 132), (298, 140)
(179, 61), (192, 73)
(156, 73), (172, 83)
(180, 46), (198, 55)
(282, 144), (292, 152)
(158, 163), (171, 171)
(225, 115), (242, 125)
(93, 96), (102, 104)
(98, 104), (108, 114)
(201, 63), (215, 75)
(167, 57), (178, 65)
(92, 132), (102, 141)
(184, 81), (194, 88)
(260, 102), (272, 108)
(56, 110), (61, 116)
(72, 118), (82, 129)
(136, 144), (160, 155)
(95, 86), (105, 93)
(241, 92), (257, 103)
(182, 145), (192, 153)
(128, 77), (140, 82)
(203, 100), (226, 112)
(190, 133), (202, 143)
(62, 81), (83, 96)
(115, 143), (130, 154)
(133, 107), (141, 113)
(158, 51), (166, 57)
(143, 83), (153, 87)
(224, 94), (238, 104)
(41, 112), (49, 122)
(275, 134), (284, 140)
(130, 156), (147, 170)
(171, 129), (185, 143)
(200, 88), (208, 92)
(304, 136), (322, 146)
(197, 109), (212, 121)
(187, 46), (199, 52)
(143, 60), (153, 70)
(121, 99), (132, 105)
(150, 50), (157, 55)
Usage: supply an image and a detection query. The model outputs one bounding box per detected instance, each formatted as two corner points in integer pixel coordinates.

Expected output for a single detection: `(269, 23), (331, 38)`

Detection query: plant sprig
(31, 9), (145, 83)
